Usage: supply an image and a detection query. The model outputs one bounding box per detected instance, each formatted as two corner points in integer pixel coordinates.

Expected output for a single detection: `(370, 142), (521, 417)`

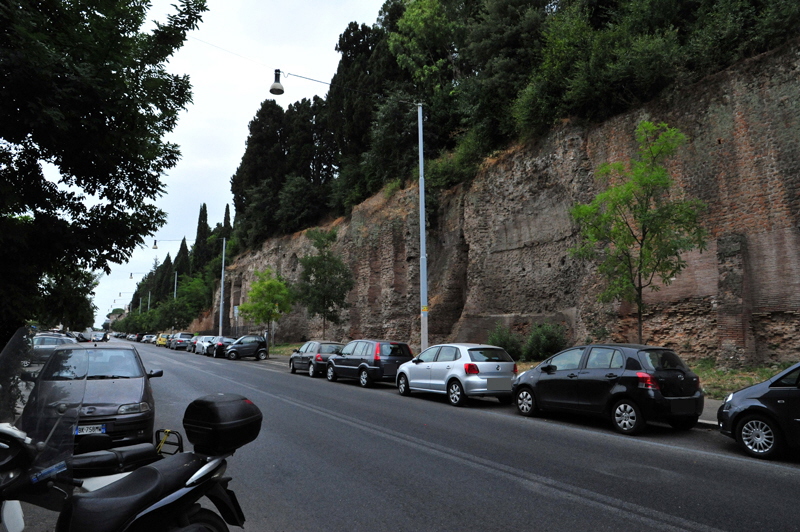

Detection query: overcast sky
(93, 0), (384, 327)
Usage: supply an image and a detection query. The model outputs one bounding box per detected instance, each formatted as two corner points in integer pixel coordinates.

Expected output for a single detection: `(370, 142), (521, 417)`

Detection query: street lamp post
(270, 70), (429, 350)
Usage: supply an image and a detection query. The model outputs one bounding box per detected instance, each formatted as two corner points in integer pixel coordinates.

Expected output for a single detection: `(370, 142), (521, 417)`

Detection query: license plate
(76, 424), (106, 436)
(486, 377), (512, 391)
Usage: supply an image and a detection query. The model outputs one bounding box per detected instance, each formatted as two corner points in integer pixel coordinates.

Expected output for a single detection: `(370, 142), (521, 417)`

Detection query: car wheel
(326, 365), (338, 382)
(358, 368), (372, 388)
(515, 388), (537, 417)
(308, 362), (316, 378)
(668, 415), (699, 431)
(227, 351), (238, 361)
(256, 349), (268, 361)
(611, 399), (645, 435)
(289, 360), (296, 374)
(447, 380), (467, 406)
(737, 414), (783, 459)
(397, 374), (410, 396)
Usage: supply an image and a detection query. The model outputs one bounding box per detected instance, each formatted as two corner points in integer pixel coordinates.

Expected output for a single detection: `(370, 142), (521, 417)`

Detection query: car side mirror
(148, 369), (164, 378)
(292, 349), (299, 353)
(541, 364), (556, 374)
(412, 358), (422, 364)
(20, 371), (37, 382)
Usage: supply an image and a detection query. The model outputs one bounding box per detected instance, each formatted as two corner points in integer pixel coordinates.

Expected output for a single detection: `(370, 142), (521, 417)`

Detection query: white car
(142, 334), (156, 344)
(396, 343), (518, 406)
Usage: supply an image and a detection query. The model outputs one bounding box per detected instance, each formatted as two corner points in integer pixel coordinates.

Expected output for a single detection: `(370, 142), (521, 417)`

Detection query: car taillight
(464, 363), (480, 375)
(513, 363), (518, 375)
(637, 372), (659, 390)
(374, 343), (381, 362)
(315, 354), (323, 361)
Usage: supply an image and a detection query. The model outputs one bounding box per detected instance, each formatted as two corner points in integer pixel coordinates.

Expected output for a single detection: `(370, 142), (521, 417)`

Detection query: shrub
(522, 323), (568, 362)
(487, 322), (523, 361)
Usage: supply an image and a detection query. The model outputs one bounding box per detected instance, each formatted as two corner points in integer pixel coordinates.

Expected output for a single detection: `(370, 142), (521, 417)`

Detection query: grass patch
(269, 343), (303, 357)
(690, 359), (794, 400)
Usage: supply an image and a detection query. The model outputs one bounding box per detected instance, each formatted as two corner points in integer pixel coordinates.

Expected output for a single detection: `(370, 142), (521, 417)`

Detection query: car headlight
(724, 392), (733, 404)
(117, 402), (151, 414)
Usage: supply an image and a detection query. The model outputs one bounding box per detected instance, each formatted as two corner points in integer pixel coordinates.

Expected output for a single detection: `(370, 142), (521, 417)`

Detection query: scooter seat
(62, 452), (205, 532)
(71, 443), (161, 478)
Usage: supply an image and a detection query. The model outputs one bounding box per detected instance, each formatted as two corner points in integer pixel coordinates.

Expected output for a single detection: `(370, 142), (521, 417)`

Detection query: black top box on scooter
(182, 393), (263, 455)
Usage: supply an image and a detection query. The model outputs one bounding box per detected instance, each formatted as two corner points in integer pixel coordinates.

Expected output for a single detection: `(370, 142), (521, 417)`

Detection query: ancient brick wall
(222, 39), (800, 365)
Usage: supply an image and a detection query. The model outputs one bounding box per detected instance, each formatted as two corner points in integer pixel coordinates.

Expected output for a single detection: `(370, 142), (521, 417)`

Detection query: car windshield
(638, 349), (687, 371)
(468, 347), (513, 362)
(40, 349), (143, 380)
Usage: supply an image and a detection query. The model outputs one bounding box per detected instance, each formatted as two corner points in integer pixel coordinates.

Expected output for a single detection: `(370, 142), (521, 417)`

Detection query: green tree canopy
(238, 269), (293, 327)
(0, 0), (207, 340)
(570, 121), (707, 343)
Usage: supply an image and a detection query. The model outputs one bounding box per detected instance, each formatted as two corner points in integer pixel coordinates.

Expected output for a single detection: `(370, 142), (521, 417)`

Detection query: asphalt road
(20, 340), (800, 531)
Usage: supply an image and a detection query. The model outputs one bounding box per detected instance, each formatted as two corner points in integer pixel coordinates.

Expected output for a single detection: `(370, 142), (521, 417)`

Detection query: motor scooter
(0, 328), (262, 532)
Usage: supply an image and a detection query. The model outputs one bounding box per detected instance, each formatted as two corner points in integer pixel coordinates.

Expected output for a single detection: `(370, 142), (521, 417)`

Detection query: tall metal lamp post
(269, 70), (429, 351)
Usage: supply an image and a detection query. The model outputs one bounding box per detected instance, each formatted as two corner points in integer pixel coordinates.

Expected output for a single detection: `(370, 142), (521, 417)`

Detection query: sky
(92, 0), (385, 328)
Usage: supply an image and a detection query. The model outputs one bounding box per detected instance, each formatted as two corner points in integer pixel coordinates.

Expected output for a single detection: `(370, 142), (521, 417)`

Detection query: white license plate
(486, 377), (512, 391)
(76, 424), (106, 436)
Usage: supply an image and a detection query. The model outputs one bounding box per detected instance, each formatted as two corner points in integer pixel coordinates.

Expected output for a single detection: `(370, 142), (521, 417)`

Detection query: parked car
(717, 361), (800, 459)
(18, 343), (163, 448)
(191, 335), (215, 355)
(512, 344), (704, 434)
(224, 335), (268, 361)
(91, 332), (108, 342)
(206, 336), (235, 358)
(188, 335), (212, 353)
(26, 335), (77, 366)
(141, 334), (156, 344)
(397, 344), (517, 406)
(289, 341), (345, 377)
(169, 332), (194, 350)
(326, 339), (413, 387)
(155, 333), (170, 347)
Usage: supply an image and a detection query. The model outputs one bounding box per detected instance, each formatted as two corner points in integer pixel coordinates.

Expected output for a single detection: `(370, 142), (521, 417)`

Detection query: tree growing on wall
(238, 269), (293, 344)
(570, 121), (707, 343)
(295, 229), (355, 340)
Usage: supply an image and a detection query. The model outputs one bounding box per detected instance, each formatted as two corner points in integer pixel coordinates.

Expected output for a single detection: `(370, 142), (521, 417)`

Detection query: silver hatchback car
(396, 343), (518, 406)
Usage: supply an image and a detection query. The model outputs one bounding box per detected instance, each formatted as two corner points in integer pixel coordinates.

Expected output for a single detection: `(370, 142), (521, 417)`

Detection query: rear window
(381, 343), (412, 357)
(468, 347), (513, 362)
(178, 333), (193, 339)
(638, 349), (687, 371)
(320, 344), (343, 354)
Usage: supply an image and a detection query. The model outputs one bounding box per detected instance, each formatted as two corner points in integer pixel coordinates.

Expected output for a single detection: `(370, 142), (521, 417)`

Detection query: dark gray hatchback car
(513, 344), (704, 434)
(326, 339), (413, 387)
(225, 335), (268, 360)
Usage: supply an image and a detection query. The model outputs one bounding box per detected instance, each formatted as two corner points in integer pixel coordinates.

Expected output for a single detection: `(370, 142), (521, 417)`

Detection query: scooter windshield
(2, 328), (86, 486)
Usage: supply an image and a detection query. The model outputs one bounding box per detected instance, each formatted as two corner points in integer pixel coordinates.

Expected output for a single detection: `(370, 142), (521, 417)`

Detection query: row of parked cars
(288, 338), (800, 460)
(139, 332), (270, 361)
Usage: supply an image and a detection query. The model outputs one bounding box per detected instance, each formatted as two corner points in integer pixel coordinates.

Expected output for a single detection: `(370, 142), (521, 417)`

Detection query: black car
(206, 336), (236, 358)
(225, 335), (268, 360)
(717, 361), (800, 459)
(289, 341), (344, 378)
(18, 343), (163, 448)
(326, 339), (413, 387)
(512, 344), (704, 434)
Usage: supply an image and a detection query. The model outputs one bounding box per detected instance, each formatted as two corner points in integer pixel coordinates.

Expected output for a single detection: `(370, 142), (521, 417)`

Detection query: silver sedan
(396, 343), (517, 406)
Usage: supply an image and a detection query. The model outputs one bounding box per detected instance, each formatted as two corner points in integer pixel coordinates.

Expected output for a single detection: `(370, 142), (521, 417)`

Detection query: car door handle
(605, 373), (619, 379)
(567, 373), (578, 378)
(778, 400), (785, 404)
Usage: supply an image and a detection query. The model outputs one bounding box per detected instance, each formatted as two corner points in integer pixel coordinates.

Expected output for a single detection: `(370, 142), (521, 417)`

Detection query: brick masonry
(215, 38), (800, 366)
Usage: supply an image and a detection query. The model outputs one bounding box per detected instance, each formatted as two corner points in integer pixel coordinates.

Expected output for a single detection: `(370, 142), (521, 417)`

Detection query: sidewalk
(699, 397), (722, 427)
